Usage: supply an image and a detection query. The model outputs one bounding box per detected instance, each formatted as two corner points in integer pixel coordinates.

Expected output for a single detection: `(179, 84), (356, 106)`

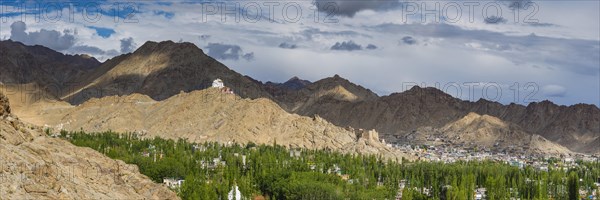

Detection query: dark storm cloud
(366, 44), (377, 50)
(242, 52), (255, 61)
(484, 16), (508, 24)
(205, 43), (254, 61)
(400, 36), (417, 45)
(279, 42), (298, 49)
(9, 21), (75, 51)
(331, 40), (362, 51)
(313, 0), (403, 17)
(120, 37), (137, 53)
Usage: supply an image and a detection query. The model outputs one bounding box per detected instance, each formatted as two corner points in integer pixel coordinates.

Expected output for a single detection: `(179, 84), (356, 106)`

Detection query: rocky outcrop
(354, 128), (380, 142)
(0, 92), (179, 199)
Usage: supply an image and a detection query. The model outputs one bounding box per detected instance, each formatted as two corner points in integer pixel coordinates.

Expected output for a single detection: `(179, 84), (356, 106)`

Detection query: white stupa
(228, 185), (242, 200)
(212, 78), (224, 88)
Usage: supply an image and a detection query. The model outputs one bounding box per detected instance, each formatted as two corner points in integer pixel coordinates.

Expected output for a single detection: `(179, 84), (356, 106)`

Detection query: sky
(0, 0), (598, 106)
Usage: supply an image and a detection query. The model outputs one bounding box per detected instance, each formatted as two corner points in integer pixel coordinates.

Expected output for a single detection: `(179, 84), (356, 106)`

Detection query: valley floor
(55, 130), (600, 200)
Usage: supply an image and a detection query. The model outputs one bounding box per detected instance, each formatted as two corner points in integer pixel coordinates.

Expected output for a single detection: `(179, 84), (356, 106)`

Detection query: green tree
(568, 171), (579, 200)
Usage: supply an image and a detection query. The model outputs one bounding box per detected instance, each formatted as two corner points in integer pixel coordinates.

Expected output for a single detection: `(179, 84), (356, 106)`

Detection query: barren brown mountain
(63, 40), (270, 104)
(411, 112), (572, 155)
(273, 80), (600, 154)
(0, 92), (179, 199)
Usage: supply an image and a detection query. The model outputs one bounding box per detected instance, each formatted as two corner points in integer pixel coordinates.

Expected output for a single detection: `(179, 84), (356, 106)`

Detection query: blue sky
(0, 0), (598, 106)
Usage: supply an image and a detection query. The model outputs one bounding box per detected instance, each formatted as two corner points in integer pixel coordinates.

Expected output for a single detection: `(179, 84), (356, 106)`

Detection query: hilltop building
(212, 79), (225, 88)
(212, 78), (234, 94)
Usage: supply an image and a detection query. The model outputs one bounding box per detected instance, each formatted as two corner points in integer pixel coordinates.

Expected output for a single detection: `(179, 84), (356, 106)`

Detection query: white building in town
(163, 178), (184, 189)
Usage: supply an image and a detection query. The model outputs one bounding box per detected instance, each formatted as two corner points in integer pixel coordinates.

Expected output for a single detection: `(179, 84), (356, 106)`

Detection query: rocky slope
(0, 92), (179, 199)
(30, 88), (410, 160)
(63, 40), (270, 104)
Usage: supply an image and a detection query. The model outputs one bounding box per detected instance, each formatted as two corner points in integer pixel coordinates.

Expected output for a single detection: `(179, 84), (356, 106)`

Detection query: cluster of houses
(388, 143), (600, 199)
(392, 142), (600, 171)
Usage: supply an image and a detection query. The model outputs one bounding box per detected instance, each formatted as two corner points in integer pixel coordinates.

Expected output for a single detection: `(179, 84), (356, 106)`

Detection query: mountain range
(1, 39), (598, 155)
(270, 78), (599, 154)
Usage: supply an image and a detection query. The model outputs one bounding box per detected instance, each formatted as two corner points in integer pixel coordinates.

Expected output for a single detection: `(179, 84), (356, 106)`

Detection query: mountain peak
(282, 76), (311, 90)
(331, 74), (348, 81)
(402, 85), (453, 98)
(136, 40), (204, 55)
(308, 75), (378, 101)
(288, 76), (301, 81)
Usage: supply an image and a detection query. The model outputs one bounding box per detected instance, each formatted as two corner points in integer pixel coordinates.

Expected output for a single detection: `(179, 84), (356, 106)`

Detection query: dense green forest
(56, 130), (600, 200)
